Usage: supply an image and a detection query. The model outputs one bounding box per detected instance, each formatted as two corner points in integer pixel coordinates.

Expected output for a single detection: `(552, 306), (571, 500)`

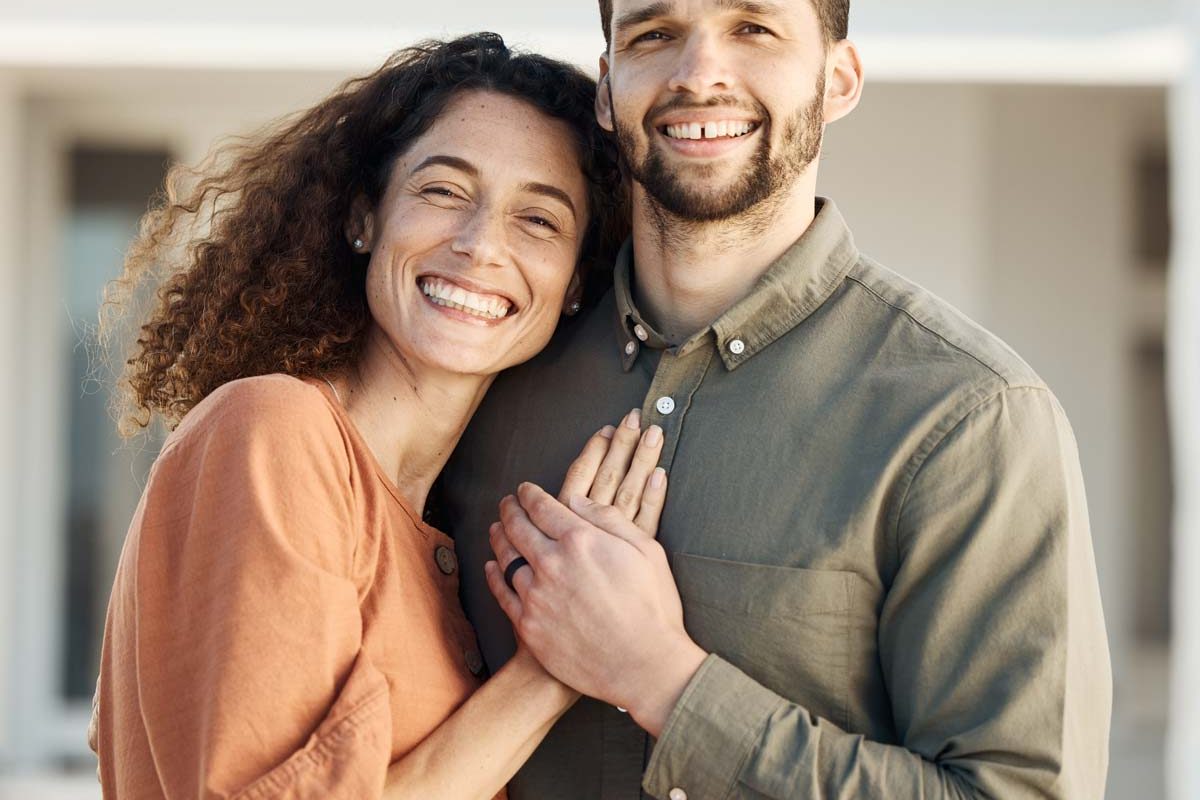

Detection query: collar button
(624, 341), (637, 356)
(634, 324), (649, 342)
(728, 338), (746, 355)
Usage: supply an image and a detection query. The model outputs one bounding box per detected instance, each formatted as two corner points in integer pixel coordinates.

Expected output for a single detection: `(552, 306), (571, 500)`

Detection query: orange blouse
(95, 374), (493, 799)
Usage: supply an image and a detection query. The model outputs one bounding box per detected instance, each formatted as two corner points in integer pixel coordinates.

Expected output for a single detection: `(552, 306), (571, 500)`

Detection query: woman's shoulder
(164, 373), (348, 464)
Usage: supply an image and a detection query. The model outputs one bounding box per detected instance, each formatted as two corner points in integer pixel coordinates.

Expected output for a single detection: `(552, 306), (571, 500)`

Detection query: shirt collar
(612, 198), (859, 371)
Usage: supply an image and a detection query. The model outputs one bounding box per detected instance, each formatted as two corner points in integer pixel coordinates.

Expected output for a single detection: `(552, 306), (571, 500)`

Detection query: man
(441, 1), (1112, 797)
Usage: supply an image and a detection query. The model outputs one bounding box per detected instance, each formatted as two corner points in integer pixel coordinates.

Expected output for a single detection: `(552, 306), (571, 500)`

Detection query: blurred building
(0, 1), (1196, 798)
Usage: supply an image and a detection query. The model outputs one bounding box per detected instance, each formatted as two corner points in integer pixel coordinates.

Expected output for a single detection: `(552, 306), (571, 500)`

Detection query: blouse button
(655, 396), (676, 415)
(434, 545), (457, 575)
(465, 649), (485, 676)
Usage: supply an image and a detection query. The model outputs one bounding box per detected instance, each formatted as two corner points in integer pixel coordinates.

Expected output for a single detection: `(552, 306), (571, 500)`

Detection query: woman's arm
(382, 648), (574, 800)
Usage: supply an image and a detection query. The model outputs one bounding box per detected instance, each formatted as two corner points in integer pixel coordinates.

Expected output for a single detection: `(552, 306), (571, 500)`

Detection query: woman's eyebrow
(412, 154), (479, 177)
(520, 182), (577, 218)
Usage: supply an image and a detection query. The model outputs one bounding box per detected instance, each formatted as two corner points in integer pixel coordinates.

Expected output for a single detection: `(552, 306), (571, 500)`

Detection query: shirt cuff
(642, 654), (785, 800)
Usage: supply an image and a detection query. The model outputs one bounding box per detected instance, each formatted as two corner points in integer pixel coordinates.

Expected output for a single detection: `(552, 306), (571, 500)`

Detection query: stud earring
(566, 300), (582, 315)
(353, 237), (364, 250)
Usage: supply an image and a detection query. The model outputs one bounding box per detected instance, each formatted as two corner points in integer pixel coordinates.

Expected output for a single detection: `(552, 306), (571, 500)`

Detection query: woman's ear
(595, 57), (615, 133)
(345, 195), (375, 252)
(563, 271), (584, 315)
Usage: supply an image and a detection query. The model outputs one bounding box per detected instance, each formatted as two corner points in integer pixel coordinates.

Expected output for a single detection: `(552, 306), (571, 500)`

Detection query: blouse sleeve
(109, 378), (391, 799)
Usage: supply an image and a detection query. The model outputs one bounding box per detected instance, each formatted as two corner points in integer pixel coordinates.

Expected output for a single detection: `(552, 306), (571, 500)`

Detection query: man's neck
(630, 179), (819, 344)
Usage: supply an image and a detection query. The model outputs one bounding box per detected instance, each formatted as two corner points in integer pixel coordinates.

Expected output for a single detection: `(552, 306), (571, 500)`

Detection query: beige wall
(821, 82), (1169, 796)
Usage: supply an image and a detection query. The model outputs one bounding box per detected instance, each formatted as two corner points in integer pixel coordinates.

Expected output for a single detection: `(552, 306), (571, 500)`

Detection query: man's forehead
(611, 0), (799, 23)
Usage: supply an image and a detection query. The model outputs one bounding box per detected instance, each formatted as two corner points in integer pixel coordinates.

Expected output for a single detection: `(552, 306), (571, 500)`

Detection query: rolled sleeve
(643, 655), (784, 800)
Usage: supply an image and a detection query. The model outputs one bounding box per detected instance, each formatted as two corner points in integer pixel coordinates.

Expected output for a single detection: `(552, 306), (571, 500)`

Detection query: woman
(93, 33), (665, 799)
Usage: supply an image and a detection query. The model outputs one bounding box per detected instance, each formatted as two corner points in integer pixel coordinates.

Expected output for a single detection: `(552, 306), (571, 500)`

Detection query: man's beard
(613, 76), (826, 223)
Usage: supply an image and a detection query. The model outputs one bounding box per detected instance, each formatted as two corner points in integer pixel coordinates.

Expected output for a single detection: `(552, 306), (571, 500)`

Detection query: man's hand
(484, 483), (707, 737)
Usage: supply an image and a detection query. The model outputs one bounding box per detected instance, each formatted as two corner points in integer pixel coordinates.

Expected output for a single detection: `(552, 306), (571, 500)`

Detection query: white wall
(0, 0), (1178, 35)
(0, 75), (20, 758)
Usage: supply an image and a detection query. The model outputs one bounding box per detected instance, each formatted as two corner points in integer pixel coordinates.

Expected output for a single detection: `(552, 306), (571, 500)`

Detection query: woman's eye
(422, 186), (462, 200)
(522, 215), (560, 233)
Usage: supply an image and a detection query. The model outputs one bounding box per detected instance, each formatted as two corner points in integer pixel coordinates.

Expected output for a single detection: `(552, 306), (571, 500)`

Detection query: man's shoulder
(842, 255), (1045, 393)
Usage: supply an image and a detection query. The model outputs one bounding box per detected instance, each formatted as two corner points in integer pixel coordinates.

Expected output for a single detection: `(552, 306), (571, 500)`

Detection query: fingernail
(624, 408), (641, 429)
(644, 425), (662, 446)
(599, 425), (616, 439)
(650, 467), (666, 488)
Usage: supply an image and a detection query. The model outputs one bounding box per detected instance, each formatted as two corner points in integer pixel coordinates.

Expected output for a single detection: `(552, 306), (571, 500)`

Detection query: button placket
(641, 343), (714, 472)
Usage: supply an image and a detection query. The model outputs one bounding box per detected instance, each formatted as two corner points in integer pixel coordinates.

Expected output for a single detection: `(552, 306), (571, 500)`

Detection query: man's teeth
(419, 277), (512, 320)
(664, 121), (756, 140)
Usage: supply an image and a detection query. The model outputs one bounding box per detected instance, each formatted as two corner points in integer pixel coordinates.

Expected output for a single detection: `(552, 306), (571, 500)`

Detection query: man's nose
(667, 32), (734, 95)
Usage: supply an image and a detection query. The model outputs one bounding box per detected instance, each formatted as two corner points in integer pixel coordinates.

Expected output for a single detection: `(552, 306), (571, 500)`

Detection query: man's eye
(633, 30), (671, 43)
(738, 24), (772, 35)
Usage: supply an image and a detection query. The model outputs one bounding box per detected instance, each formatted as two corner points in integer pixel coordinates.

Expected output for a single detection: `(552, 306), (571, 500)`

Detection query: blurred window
(62, 146), (169, 700)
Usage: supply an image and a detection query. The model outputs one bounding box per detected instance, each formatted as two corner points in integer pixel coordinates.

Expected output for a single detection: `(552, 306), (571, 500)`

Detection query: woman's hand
(556, 409), (667, 535)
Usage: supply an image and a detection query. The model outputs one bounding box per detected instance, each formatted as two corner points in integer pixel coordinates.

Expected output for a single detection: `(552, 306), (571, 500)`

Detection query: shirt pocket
(672, 552), (853, 730)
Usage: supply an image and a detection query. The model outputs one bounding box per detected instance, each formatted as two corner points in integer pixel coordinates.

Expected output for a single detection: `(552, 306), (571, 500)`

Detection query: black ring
(503, 556), (530, 591)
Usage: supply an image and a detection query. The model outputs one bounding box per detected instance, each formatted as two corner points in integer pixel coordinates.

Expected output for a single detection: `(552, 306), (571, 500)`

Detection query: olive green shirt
(442, 199), (1112, 799)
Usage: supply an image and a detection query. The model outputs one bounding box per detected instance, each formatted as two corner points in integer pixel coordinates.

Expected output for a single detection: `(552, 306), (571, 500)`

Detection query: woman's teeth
(419, 277), (512, 320)
(664, 121), (757, 140)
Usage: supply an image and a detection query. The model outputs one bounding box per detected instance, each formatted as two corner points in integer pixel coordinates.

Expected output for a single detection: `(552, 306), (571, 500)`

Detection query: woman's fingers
(633, 467), (668, 536)
(588, 409), (643, 505)
(612, 425), (664, 521)
(558, 426), (616, 502)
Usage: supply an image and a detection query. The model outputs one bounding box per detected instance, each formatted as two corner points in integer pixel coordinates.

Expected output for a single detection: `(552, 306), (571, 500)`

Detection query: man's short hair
(597, 0), (850, 48)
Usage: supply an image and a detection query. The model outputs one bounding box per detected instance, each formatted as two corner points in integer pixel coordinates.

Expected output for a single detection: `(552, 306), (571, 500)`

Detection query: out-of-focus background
(0, 1), (1197, 798)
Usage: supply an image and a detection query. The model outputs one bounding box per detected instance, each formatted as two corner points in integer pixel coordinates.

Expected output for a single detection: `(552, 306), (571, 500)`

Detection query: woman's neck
(332, 326), (493, 513)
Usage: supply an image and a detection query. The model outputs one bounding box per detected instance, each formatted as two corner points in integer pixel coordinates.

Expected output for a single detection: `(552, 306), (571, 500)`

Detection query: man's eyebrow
(613, 1), (675, 36)
(412, 154), (479, 177)
(714, 0), (788, 15)
(520, 182), (578, 219)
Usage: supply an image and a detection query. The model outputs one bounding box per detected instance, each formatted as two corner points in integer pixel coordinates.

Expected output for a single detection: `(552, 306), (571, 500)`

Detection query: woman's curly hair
(103, 32), (626, 436)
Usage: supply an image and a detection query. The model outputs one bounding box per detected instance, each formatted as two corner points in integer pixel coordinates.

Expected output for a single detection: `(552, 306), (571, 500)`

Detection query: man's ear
(823, 39), (864, 125)
(344, 195), (376, 252)
(595, 54), (615, 133)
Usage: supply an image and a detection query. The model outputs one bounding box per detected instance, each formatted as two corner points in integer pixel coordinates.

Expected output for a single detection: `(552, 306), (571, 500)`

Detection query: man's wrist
(624, 637), (708, 737)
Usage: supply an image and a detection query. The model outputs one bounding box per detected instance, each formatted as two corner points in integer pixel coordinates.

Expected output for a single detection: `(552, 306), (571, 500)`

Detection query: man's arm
(492, 386), (1112, 800)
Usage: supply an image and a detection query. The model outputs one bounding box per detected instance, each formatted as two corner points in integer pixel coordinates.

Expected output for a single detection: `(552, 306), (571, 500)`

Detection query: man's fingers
(489, 521), (523, 568)
(499, 492), (560, 560)
(516, 482), (593, 543)
(567, 494), (655, 545)
(559, 426), (616, 502)
(588, 409), (642, 505)
(613, 425), (664, 521)
(633, 467), (668, 536)
(484, 559), (525, 623)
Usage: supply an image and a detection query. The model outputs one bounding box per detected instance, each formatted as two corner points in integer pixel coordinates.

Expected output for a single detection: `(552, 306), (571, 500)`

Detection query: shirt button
(669, 789), (688, 800)
(655, 396), (675, 415)
(728, 338), (746, 355)
(465, 649), (485, 676)
(634, 324), (648, 341)
(624, 341), (637, 356)
(434, 545), (457, 575)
